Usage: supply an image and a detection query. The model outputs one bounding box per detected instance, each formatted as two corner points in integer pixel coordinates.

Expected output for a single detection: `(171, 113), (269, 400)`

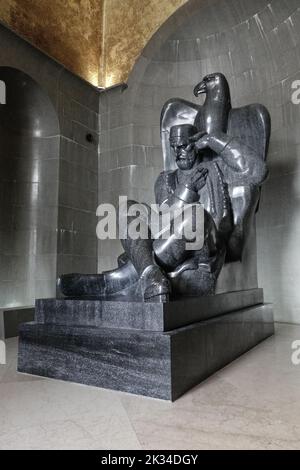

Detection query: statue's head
(170, 124), (198, 171)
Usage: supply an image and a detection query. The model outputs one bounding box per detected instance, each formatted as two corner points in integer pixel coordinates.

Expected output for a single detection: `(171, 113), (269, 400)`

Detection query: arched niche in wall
(0, 67), (60, 308)
(99, 0), (300, 322)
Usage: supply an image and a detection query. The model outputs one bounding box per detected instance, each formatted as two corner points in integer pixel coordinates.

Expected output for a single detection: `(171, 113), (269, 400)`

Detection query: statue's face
(171, 138), (197, 171)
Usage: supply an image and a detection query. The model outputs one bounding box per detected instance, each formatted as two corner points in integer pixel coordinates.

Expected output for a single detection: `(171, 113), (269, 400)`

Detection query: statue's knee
(118, 199), (151, 232)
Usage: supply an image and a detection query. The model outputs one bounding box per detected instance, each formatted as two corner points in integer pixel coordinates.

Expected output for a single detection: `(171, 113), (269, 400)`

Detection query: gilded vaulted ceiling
(101, 0), (189, 87)
(0, 0), (104, 86)
(0, 0), (188, 87)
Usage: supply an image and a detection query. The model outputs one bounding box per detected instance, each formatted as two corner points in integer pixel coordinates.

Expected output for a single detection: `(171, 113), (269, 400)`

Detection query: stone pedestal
(0, 307), (34, 339)
(17, 290), (274, 401)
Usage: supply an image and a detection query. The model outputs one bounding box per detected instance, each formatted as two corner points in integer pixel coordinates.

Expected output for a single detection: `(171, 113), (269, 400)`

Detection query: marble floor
(0, 323), (300, 450)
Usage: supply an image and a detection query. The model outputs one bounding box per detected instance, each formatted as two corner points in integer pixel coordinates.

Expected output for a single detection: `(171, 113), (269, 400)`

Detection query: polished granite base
(35, 289), (263, 332)
(17, 295), (274, 401)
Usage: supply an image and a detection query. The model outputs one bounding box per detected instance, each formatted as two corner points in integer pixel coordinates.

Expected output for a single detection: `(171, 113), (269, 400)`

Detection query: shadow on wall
(98, 0), (300, 323)
(0, 67), (60, 308)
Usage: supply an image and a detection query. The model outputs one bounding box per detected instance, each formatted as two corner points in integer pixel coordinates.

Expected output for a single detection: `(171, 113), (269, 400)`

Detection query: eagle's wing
(226, 104), (271, 260)
(228, 104), (271, 162)
(160, 98), (201, 170)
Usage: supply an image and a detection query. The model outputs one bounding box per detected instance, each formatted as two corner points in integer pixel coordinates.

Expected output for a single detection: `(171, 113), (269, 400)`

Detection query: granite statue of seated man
(58, 73), (270, 303)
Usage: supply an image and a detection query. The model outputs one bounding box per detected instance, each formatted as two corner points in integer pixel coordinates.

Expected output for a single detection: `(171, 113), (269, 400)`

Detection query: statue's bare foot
(141, 265), (171, 303)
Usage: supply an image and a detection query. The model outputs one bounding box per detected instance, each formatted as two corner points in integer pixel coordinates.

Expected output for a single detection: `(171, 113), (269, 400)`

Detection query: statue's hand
(185, 167), (208, 192)
(189, 131), (210, 150)
(191, 167), (208, 191)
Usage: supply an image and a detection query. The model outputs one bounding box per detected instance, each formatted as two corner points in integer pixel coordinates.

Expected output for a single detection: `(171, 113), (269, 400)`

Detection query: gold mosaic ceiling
(0, 0), (188, 87)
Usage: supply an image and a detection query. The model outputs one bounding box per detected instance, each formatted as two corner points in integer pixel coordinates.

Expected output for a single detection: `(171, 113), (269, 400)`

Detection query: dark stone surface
(35, 288), (263, 332)
(18, 303), (274, 401)
(19, 322), (172, 400)
(171, 304), (274, 400)
(3, 308), (35, 339)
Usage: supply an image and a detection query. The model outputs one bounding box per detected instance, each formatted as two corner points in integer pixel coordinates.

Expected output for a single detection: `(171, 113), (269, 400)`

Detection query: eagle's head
(193, 73), (230, 104)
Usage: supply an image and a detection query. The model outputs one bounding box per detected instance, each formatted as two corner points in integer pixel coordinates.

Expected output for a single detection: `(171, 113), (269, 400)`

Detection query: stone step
(18, 303), (274, 401)
(35, 288), (264, 332)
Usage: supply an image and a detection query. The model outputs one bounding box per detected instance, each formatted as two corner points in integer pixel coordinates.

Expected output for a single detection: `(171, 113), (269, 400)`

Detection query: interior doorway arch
(0, 67), (60, 308)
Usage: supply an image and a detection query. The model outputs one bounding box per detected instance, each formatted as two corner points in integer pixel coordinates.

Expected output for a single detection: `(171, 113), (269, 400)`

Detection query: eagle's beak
(194, 80), (206, 97)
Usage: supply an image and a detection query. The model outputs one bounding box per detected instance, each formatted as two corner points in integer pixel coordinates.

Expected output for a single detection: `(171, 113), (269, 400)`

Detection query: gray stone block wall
(56, 71), (99, 279)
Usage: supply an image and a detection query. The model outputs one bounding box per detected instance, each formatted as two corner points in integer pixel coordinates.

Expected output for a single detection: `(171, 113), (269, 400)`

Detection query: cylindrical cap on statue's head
(169, 124), (198, 144)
